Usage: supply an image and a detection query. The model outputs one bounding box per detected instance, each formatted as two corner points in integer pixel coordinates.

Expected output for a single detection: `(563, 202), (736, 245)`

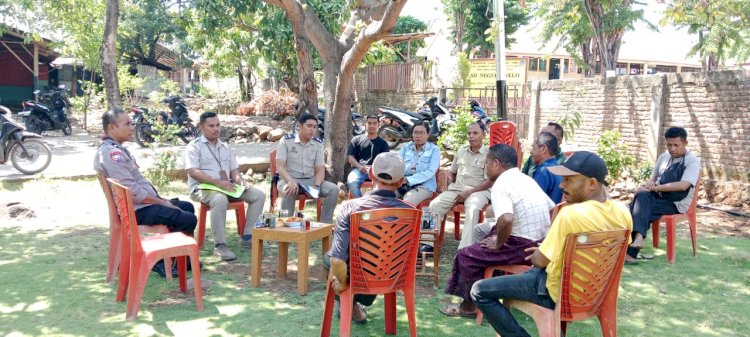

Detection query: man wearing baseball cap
(325, 152), (416, 324)
(471, 151), (633, 337)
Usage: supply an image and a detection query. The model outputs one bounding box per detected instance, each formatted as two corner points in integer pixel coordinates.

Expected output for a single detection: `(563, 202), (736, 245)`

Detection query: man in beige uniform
(275, 113), (339, 223)
(429, 123), (493, 250)
(185, 112), (266, 261)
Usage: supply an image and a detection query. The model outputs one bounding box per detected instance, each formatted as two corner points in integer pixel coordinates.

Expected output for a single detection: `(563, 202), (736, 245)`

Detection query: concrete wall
(528, 70), (750, 209)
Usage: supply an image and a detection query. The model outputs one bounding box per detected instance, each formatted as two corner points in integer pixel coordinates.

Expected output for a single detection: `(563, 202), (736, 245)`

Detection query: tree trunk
(455, 10), (465, 53)
(581, 37), (597, 78)
(292, 32), (319, 117)
(237, 66), (247, 102)
(582, 0), (627, 78)
(100, 0), (121, 110)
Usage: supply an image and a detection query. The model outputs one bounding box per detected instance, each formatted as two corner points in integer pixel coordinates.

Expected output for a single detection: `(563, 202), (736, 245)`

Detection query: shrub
(596, 130), (634, 184)
(144, 149), (177, 189)
(631, 163), (654, 185)
(437, 101), (487, 151)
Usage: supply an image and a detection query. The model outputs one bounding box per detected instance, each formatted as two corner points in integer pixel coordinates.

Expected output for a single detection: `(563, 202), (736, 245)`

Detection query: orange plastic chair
(503, 229), (631, 337)
(97, 171), (168, 285)
(475, 202), (567, 325)
(447, 203), (490, 241)
(320, 208), (421, 337)
(651, 175), (701, 264)
(347, 181), (373, 199)
(269, 149), (322, 220)
(197, 201), (246, 249)
(108, 179), (204, 320)
(489, 121), (523, 167)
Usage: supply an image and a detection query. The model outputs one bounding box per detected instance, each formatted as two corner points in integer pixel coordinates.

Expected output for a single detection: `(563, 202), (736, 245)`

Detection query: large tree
(101, 0), (121, 110)
(661, 0), (750, 71)
(442, 0), (529, 55)
(536, 0), (598, 77)
(264, 0), (407, 181)
(581, 0), (645, 77)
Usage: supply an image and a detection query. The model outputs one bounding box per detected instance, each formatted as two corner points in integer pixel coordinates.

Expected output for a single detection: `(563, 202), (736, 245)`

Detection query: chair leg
(198, 204), (208, 249)
(178, 256), (187, 292)
(403, 288), (417, 337)
(339, 289), (353, 337)
(115, 236), (131, 302)
(689, 213), (698, 256)
(190, 250), (204, 311)
(320, 278), (335, 337)
(666, 217), (676, 264)
(297, 199), (305, 213)
(236, 205), (246, 237)
(433, 243), (441, 288)
(385, 292), (397, 335)
(651, 220), (660, 248)
(106, 226), (121, 284)
(316, 199), (322, 222)
(454, 211), (461, 240)
(126, 259), (150, 321)
(475, 268), (496, 325)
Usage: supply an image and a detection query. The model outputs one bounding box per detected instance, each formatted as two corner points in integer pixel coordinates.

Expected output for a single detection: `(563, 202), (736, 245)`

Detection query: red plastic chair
(320, 208), (421, 337)
(489, 121), (523, 167)
(447, 203), (490, 241)
(108, 179), (204, 320)
(651, 175), (701, 264)
(269, 149), (322, 220)
(504, 229), (631, 337)
(97, 171), (168, 285)
(347, 181), (373, 199)
(197, 201), (246, 249)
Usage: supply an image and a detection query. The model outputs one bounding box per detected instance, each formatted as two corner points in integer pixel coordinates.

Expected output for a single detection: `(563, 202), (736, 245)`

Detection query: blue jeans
(471, 268), (556, 337)
(346, 169), (371, 198)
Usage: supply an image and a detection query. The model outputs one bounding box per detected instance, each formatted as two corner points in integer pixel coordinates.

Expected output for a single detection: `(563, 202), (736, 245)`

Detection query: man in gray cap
(325, 152), (416, 324)
(471, 151), (633, 337)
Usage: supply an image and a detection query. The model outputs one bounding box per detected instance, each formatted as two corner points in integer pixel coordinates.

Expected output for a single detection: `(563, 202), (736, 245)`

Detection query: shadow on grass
(1, 222), (749, 336)
(0, 180), (24, 191)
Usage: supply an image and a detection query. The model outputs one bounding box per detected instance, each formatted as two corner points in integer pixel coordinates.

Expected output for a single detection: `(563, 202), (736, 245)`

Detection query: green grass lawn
(1, 222), (748, 337)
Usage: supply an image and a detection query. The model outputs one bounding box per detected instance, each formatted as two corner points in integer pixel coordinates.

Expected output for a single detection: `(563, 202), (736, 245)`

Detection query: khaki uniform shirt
(449, 144), (488, 191)
(184, 136), (239, 193)
(93, 137), (159, 210)
(276, 133), (324, 180)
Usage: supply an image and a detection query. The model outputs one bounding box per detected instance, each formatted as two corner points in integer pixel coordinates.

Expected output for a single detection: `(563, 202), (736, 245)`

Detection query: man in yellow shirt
(471, 151), (632, 337)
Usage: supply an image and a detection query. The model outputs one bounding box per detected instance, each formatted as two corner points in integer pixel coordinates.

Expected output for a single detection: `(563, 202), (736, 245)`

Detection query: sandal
(439, 304), (477, 318)
(637, 253), (654, 260)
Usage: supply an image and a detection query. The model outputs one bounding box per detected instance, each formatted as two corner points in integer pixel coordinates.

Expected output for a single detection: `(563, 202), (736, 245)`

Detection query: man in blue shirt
(522, 122), (566, 177)
(530, 132), (564, 203)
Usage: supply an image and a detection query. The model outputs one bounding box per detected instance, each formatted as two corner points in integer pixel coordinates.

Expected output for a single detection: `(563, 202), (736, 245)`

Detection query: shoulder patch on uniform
(109, 150), (127, 164)
(312, 136), (323, 143)
(285, 133), (296, 139)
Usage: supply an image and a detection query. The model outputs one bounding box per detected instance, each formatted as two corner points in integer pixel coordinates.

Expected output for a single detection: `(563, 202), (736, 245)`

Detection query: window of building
(529, 58), (538, 71)
(681, 67), (701, 73)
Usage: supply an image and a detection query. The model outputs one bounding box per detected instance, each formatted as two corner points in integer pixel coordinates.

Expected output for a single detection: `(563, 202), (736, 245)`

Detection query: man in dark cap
(471, 151), (633, 337)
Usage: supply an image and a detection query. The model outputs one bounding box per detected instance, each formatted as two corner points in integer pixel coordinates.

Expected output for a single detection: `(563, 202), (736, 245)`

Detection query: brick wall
(529, 70), (750, 210)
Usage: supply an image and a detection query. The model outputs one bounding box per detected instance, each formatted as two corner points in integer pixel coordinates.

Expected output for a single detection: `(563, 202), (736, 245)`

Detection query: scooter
(18, 85), (73, 136)
(469, 99), (492, 127)
(131, 96), (199, 148)
(0, 99), (52, 175)
(376, 97), (455, 149)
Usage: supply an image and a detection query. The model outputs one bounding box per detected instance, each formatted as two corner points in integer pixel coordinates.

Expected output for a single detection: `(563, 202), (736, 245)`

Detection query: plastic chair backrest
(108, 179), (146, 256)
(348, 208), (422, 295)
(489, 121), (517, 148)
(97, 171), (120, 229)
(270, 149), (277, 175)
(557, 229), (630, 322)
(687, 175), (701, 216)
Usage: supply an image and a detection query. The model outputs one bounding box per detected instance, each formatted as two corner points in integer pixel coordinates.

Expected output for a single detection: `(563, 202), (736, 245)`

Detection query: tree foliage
(661, 0), (750, 70)
(391, 15), (427, 61)
(441, 0), (529, 55)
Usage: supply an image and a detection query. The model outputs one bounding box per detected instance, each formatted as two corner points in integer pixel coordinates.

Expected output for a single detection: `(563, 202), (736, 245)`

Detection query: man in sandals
(325, 152), (415, 324)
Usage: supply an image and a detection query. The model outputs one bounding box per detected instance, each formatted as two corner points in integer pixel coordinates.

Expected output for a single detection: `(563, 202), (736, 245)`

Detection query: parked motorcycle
(469, 99), (492, 127)
(18, 85), (73, 136)
(289, 105), (365, 139)
(376, 96), (455, 149)
(0, 98), (52, 175)
(132, 95), (199, 148)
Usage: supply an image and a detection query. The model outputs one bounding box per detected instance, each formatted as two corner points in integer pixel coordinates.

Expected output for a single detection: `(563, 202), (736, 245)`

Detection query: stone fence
(527, 70), (750, 210)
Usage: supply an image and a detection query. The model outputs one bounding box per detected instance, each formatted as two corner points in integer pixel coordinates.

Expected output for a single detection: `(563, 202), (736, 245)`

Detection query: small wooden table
(250, 222), (333, 295)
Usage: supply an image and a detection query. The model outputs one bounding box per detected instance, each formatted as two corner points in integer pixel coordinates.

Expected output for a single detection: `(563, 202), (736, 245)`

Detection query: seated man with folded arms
(471, 151), (633, 337)
(529, 131), (564, 204)
(522, 122), (566, 177)
(275, 113), (339, 223)
(440, 144), (554, 318)
(346, 114), (390, 198)
(95, 108), (197, 278)
(185, 112), (266, 262)
(626, 126), (700, 264)
(397, 122), (441, 206)
(428, 123), (492, 252)
(325, 152), (415, 324)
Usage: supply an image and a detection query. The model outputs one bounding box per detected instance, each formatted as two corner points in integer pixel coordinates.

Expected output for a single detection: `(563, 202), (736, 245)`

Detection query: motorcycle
(18, 85), (73, 136)
(289, 105), (365, 139)
(469, 99), (492, 127)
(132, 95), (199, 148)
(0, 98), (52, 175)
(376, 96), (455, 149)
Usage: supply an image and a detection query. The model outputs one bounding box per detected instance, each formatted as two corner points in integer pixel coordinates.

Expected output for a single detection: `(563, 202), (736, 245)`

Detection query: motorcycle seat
(379, 106), (425, 120)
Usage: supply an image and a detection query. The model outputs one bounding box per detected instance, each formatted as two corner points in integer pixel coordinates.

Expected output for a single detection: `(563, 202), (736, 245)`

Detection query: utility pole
(494, 0), (507, 120)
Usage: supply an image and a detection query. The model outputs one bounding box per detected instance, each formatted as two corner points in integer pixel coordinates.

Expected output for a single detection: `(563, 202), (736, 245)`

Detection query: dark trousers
(135, 199), (197, 234)
(322, 254), (377, 306)
(628, 191), (679, 258)
(471, 268), (555, 337)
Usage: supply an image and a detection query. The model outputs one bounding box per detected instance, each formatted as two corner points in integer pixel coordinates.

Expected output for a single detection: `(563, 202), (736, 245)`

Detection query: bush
(596, 130), (634, 184)
(144, 149), (177, 189)
(437, 101), (487, 151)
(631, 163), (654, 185)
(239, 90), (298, 119)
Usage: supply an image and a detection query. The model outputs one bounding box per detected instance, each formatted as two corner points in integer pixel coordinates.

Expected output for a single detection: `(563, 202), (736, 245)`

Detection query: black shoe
(419, 243), (434, 254)
(152, 261), (179, 278)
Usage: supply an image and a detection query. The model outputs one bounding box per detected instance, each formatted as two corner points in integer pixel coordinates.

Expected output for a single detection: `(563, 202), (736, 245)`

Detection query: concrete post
(647, 75), (667, 161)
(526, 81), (541, 142)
